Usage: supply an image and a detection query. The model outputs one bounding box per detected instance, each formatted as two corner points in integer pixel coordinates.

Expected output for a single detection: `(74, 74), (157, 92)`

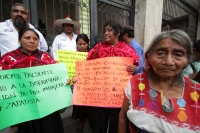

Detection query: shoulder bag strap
(190, 62), (197, 73)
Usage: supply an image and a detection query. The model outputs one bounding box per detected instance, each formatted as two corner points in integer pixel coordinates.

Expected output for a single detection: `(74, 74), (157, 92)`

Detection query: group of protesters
(0, 2), (200, 133)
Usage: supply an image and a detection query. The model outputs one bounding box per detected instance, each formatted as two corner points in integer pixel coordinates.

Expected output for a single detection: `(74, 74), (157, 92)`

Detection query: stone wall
(134, 0), (163, 51)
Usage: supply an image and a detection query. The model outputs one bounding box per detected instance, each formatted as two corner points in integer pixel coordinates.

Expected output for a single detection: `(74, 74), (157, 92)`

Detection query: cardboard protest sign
(0, 63), (72, 130)
(56, 50), (88, 82)
(73, 57), (133, 107)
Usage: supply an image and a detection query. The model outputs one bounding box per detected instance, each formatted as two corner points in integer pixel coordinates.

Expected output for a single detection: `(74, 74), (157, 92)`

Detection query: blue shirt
(130, 39), (144, 74)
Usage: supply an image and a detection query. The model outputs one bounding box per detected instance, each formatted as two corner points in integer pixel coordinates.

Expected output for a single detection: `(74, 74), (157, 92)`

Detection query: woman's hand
(189, 72), (198, 79)
(126, 65), (138, 74)
(73, 76), (77, 83)
(118, 99), (129, 133)
(10, 127), (18, 133)
(66, 79), (71, 85)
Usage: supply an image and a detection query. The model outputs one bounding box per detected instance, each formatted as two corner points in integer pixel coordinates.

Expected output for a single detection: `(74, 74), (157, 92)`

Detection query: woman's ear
(116, 31), (120, 37)
(146, 55), (152, 66)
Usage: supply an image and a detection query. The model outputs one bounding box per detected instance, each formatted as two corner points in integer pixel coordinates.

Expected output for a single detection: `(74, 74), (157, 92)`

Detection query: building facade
(0, 0), (199, 49)
(0, 0), (135, 49)
(134, 0), (200, 49)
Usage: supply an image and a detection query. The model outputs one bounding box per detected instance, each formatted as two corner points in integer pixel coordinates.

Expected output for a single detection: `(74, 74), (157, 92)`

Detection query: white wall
(134, 0), (163, 50)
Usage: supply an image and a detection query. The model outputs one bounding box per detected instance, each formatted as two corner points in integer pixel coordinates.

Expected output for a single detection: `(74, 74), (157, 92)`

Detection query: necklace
(137, 74), (188, 122)
(138, 74), (145, 107)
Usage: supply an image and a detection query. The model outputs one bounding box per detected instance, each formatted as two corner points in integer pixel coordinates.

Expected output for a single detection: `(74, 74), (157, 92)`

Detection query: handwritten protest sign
(73, 57), (133, 107)
(0, 63), (72, 130)
(56, 50), (88, 81)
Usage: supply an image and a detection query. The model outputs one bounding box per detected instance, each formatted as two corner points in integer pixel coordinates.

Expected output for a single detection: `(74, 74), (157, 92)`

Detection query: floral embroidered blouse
(125, 72), (200, 133)
(87, 41), (139, 66)
(0, 48), (56, 70)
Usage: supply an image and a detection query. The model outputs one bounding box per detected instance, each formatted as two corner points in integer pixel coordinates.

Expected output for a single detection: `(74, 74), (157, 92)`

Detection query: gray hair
(145, 30), (193, 86)
(145, 30), (192, 64)
(11, 3), (29, 13)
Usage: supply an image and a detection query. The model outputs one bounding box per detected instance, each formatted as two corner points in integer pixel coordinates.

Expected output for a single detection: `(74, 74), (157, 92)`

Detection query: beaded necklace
(137, 74), (189, 122)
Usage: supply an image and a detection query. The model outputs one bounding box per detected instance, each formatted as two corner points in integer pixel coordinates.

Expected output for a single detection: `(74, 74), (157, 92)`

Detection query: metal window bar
(0, 0), (3, 21)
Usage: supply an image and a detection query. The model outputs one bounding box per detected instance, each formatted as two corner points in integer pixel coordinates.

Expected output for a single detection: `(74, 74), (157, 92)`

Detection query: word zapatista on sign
(0, 63), (72, 130)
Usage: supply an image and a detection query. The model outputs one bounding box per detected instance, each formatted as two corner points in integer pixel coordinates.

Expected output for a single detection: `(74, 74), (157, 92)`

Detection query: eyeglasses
(103, 29), (113, 33)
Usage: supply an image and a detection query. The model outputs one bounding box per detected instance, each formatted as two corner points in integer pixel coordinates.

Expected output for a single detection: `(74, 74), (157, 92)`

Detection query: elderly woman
(87, 21), (140, 133)
(0, 28), (64, 133)
(118, 30), (200, 133)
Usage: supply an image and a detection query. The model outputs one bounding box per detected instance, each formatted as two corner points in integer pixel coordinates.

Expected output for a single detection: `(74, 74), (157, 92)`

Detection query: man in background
(122, 26), (144, 74)
(0, 3), (48, 57)
(51, 15), (81, 60)
(0, 3), (48, 133)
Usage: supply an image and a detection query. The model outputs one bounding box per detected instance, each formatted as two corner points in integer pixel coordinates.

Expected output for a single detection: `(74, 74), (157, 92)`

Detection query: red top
(87, 41), (139, 66)
(0, 49), (56, 70)
(127, 72), (200, 132)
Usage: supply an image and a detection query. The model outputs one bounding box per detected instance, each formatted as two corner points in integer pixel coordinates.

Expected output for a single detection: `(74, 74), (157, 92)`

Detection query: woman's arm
(118, 99), (130, 133)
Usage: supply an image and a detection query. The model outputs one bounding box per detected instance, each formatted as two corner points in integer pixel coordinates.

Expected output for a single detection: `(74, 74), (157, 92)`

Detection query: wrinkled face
(148, 38), (188, 78)
(77, 38), (88, 52)
(11, 5), (29, 29)
(63, 23), (74, 34)
(103, 25), (119, 44)
(19, 30), (39, 55)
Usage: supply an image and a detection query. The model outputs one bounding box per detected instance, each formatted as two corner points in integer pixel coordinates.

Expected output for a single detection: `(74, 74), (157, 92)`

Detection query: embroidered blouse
(87, 42), (139, 66)
(124, 72), (200, 133)
(0, 48), (56, 70)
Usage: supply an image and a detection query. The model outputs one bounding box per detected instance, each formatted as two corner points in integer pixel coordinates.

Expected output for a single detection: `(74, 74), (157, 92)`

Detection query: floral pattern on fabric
(128, 73), (200, 132)
(0, 49), (56, 70)
(87, 41), (139, 66)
